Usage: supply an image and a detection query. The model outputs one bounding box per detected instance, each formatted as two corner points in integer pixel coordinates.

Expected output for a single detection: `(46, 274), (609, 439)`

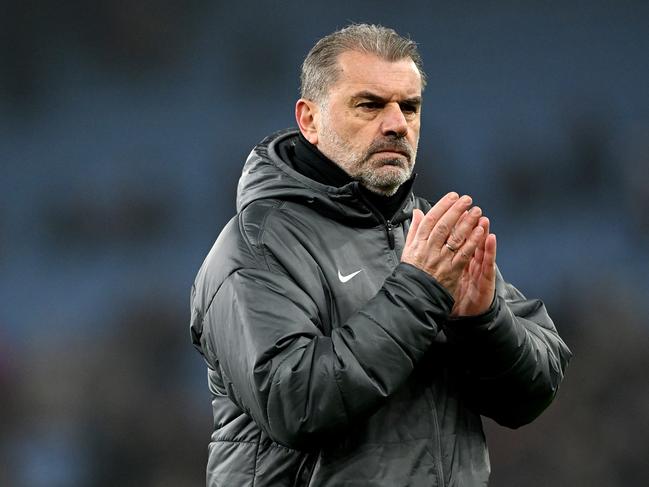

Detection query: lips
(366, 138), (413, 162)
(372, 149), (410, 161)
(376, 149), (408, 156)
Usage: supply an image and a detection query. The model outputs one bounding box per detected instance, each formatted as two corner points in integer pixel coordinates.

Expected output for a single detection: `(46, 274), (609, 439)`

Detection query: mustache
(366, 137), (414, 160)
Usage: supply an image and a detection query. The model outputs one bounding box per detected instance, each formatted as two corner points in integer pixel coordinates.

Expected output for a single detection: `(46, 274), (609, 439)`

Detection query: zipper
(426, 389), (446, 486)
(353, 183), (397, 250)
(386, 220), (395, 250)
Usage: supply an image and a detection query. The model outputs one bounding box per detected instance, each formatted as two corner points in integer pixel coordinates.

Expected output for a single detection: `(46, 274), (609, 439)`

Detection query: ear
(295, 99), (319, 145)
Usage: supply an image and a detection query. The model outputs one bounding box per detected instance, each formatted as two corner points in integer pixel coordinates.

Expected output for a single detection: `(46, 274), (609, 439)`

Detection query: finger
(454, 209), (469, 228)
(469, 223), (487, 279)
(446, 206), (482, 250)
(475, 217), (489, 255)
(472, 245), (484, 280)
(452, 224), (483, 266)
(414, 192), (459, 242)
(460, 222), (489, 276)
(478, 216), (490, 235)
(481, 234), (497, 282)
(405, 209), (424, 248)
(470, 217), (489, 277)
(430, 195), (473, 247)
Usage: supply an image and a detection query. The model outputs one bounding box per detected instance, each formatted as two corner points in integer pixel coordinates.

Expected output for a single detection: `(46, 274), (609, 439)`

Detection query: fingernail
(471, 206), (481, 216)
(448, 192), (459, 200)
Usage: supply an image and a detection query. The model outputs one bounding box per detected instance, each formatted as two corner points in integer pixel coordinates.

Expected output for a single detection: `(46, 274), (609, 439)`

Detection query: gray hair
(300, 23), (426, 103)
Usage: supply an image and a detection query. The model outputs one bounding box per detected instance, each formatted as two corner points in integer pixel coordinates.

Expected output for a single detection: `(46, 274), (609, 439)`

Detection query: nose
(381, 102), (408, 138)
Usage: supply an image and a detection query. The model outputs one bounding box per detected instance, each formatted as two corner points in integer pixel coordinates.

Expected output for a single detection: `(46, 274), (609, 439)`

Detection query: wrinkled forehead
(329, 50), (423, 99)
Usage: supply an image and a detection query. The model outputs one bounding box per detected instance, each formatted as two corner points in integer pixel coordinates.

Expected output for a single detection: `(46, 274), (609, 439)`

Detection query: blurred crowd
(1, 2), (648, 486)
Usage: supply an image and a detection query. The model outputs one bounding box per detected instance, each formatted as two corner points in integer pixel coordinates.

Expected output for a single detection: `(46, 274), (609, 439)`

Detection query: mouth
(371, 150), (410, 166)
(373, 149), (409, 159)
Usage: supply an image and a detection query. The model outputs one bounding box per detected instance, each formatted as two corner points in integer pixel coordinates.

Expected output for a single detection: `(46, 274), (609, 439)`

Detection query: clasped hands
(401, 192), (497, 317)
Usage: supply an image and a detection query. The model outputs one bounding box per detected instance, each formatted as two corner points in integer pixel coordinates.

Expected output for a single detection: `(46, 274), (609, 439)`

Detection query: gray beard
(354, 161), (411, 196)
(318, 122), (416, 196)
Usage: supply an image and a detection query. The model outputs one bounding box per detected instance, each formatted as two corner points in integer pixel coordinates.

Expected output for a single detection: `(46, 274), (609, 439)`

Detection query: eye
(357, 101), (383, 110)
(400, 103), (419, 114)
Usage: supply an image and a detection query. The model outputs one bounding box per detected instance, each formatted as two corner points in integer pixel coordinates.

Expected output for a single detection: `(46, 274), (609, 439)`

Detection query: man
(190, 24), (571, 486)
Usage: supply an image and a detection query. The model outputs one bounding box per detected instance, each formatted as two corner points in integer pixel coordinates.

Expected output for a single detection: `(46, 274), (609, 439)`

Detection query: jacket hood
(236, 129), (416, 226)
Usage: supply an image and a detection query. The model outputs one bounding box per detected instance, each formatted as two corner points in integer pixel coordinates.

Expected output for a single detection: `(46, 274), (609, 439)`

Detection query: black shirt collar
(280, 132), (413, 221)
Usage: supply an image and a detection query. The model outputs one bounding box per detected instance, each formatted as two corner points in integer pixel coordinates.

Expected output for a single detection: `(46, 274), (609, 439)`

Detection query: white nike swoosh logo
(338, 269), (363, 283)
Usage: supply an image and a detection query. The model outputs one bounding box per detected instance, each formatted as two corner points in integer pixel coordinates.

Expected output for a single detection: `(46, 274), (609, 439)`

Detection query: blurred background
(1, 1), (648, 485)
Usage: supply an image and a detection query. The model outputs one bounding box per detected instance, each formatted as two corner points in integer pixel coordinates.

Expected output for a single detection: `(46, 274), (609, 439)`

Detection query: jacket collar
(236, 129), (417, 226)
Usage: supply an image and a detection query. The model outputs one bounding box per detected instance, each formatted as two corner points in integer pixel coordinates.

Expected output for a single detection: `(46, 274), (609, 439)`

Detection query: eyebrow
(351, 91), (422, 106)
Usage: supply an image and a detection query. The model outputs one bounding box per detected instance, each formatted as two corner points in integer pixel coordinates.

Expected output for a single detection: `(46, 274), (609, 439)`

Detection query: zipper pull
(386, 220), (395, 249)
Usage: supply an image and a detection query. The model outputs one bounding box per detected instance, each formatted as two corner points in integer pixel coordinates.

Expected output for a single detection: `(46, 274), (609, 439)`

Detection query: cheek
(409, 126), (420, 148)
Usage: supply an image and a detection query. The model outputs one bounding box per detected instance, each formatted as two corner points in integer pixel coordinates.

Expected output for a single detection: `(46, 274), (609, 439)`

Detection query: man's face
(315, 50), (422, 196)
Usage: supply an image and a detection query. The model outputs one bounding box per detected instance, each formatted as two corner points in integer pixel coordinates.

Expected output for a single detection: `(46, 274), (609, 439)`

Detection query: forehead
(330, 50), (422, 99)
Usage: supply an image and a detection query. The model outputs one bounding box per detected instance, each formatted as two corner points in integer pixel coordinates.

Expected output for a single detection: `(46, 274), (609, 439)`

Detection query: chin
(361, 170), (409, 196)
(378, 164), (409, 181)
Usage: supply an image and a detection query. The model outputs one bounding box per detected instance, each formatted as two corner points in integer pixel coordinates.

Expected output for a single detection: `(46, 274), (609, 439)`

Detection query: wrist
(448, 292), (497, 322)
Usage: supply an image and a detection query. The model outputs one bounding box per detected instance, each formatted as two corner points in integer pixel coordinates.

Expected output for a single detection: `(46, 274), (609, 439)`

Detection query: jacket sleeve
(197, 262), (453, 449)
(442, 267), (572, 428)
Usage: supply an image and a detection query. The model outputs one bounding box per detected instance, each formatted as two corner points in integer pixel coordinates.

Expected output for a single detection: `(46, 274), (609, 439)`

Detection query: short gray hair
(300, 23), (426, 103)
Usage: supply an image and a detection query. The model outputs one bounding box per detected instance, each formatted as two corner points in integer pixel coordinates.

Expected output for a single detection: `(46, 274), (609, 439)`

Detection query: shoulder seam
(258, 201), (289, 272)
(238, 200), (285, 272)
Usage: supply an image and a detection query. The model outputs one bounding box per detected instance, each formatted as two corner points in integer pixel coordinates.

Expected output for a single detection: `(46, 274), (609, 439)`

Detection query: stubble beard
(319, 120), (417, 197)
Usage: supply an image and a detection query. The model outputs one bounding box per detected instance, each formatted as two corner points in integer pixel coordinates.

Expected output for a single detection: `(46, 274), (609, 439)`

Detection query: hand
(451, 217), (497, 317)
(401, 192), (485, 296)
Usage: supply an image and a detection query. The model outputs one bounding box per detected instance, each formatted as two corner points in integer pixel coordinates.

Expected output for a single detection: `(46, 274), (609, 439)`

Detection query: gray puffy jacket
(190, 129), (571, 486)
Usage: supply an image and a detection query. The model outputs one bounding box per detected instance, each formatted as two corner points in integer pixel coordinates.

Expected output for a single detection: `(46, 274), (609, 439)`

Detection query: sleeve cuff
(397, 262), (455, 312)
(445, 292), (499, 325)
(441, 294), (503, 346)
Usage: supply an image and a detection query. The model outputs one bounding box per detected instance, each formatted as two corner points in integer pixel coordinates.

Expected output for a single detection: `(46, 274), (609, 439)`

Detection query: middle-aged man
(190, 23), (572, 486)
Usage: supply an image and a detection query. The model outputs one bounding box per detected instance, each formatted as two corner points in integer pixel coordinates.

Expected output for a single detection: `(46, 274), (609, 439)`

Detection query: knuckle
(447, 231), (462, 246)
(435, 221), (450, 235)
